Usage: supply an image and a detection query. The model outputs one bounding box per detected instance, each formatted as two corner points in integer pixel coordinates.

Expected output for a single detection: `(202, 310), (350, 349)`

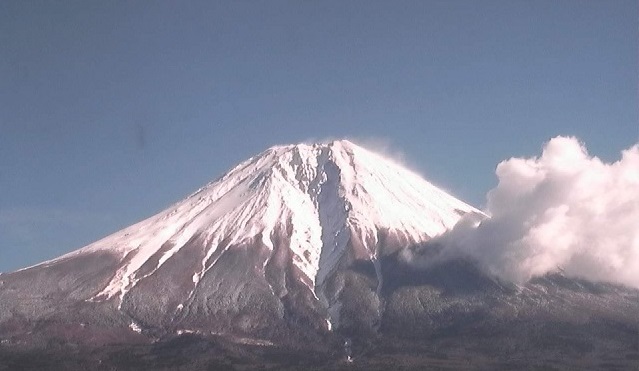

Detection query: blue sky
(1, 0), (637, 272)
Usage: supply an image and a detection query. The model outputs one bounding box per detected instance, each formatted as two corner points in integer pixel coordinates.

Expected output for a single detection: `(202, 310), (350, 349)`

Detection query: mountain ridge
(0, 140), (636, 369)
(20, 140), (482, 322)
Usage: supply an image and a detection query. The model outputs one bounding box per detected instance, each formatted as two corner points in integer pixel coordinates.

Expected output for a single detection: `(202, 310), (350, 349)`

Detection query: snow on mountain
(28, 140), (482, 309)
(4, 140), (638, 367)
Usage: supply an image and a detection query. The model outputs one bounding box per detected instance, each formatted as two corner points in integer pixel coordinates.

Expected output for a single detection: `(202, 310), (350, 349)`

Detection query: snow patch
(233, 337), (275, 346)
(176, 329), (198, 335)
(129, 321), (142, 334)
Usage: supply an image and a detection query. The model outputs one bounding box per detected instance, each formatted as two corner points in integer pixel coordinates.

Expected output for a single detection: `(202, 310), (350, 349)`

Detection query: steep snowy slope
(18, 140), (481, 317)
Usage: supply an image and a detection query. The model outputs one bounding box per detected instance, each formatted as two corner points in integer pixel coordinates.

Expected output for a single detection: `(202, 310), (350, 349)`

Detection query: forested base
(1, 331), (636, 371)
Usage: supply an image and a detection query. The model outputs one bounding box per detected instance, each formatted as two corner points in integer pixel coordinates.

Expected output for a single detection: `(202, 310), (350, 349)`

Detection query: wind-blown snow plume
(408, 136), (639, 288)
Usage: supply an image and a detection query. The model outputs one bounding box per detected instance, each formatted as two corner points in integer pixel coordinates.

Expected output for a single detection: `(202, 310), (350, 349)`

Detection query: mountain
(0, 140), (637, 370)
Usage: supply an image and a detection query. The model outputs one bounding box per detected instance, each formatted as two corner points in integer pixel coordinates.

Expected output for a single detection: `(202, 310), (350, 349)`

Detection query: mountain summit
(17, 140), (481, 331)
(78, 140), (481, 307)
(1, 140), (636, 369)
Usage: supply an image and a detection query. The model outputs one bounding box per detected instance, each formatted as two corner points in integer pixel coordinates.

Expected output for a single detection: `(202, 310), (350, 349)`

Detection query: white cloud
(406, 136), (639, 288)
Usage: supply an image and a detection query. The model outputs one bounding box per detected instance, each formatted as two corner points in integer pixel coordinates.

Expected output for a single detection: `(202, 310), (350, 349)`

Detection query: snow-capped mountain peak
(38, 140), (481, 306)
(4, 140), (635, 364)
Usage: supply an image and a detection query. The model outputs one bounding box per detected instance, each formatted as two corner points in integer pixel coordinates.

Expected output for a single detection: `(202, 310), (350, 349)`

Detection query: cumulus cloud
(406, 136), (639, 288)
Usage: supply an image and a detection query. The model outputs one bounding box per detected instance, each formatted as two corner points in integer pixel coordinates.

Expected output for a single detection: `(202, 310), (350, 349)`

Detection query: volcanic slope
(0, 140), (483, 338)
(1, 140), (637, 370)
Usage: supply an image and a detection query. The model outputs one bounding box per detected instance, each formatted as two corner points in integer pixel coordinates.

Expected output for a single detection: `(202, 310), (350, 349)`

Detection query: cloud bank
(406, 136), (639, 288)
